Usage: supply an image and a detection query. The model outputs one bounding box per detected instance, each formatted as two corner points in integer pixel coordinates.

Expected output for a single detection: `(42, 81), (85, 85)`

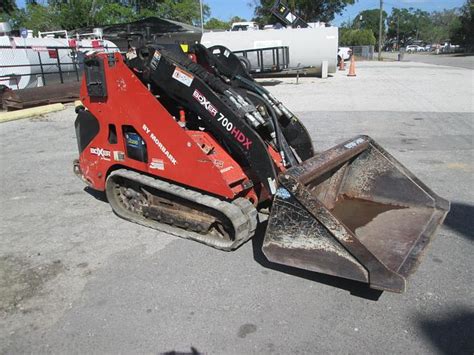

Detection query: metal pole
(199, 0), (204, 33)
(378, 0), (383, 61)
(55, 48), (64, 84)
(38, 52), (46, 86)
(397, 15), (399, 50)
(73, 50), (79, 82)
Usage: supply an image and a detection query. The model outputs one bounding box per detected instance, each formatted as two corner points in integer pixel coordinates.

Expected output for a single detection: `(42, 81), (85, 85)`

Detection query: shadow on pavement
(84, 186), (108, 203)
(257, 80), (283, 86)
(418, 308), (474, 355)
(251, 221), (383, 301)
(452, 53), (474, 57)
(160, 346), (202, 355)
(443, 202), (474, 240)
(162, 347), (201, 355)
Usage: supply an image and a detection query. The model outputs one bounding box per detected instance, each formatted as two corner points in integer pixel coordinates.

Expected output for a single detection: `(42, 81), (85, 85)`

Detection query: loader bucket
(262, 135), (449, 292)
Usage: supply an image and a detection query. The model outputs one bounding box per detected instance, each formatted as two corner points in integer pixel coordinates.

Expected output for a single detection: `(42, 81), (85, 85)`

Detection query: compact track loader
(74, 44), (449, 292)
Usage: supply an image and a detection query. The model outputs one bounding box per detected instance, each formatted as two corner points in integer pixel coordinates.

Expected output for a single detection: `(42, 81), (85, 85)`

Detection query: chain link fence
(350, 45), (375, 60)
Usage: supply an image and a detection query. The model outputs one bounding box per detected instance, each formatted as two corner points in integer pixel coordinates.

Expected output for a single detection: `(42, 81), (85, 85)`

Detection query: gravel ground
(383, 51), (474, 70)
(0, 59), (473, 354)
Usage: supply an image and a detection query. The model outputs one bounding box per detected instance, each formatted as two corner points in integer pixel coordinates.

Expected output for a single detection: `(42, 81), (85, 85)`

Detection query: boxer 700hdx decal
(74, 44), (449, 293)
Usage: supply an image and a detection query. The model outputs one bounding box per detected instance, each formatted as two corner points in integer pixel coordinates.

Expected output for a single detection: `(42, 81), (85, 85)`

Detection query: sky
(204, 0), (466, 25)
(15, 0), (466, 26)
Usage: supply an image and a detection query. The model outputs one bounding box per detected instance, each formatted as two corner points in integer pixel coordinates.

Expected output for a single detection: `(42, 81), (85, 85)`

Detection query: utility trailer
(201, 26), (337, 75)
(214, 46), (290, 74)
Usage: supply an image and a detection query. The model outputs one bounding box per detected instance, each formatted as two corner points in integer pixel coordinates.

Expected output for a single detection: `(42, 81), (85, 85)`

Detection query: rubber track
(106, 169), (258, 251)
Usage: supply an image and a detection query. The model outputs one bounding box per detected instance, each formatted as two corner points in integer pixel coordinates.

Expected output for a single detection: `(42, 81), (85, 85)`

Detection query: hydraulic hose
(246, 91), (298, 168)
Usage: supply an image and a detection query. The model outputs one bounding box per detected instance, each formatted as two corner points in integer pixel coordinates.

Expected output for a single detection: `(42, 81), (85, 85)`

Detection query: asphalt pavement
(384, 51), (474, 70)
(0, 59), (473, 354)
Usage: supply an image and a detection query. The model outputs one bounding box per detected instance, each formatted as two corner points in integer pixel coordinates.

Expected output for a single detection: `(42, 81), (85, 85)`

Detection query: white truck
(230, 22), (259, 31)
(337, 47), (352, 64)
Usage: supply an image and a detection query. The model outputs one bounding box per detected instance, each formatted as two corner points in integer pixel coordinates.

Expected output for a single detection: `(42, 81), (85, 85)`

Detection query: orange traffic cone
(347, 56), (356, 77)
(339, 57), (345, 71)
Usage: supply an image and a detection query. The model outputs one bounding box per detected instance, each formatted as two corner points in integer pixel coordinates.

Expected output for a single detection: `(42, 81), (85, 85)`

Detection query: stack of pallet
(1, 82), (80, 111)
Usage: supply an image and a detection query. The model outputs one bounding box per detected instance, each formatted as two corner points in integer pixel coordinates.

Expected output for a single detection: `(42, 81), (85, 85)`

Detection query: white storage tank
(201, 26), (338, 73)
(0, 29), (119, 90)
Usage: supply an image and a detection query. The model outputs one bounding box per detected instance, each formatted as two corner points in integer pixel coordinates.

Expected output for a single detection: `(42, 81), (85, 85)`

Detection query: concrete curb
(0, 103), (65, 123)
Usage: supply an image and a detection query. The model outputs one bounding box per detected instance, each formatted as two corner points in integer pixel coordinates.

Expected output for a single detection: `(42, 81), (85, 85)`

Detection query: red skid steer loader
(73, 44), (449, 293)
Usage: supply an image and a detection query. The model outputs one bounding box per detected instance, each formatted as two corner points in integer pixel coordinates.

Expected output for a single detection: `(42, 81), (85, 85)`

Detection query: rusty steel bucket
(262, 135), (450, 292)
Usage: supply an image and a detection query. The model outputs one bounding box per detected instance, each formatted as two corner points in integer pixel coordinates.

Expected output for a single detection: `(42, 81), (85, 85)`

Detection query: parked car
(337, 47), (352, 64)
(405, 45), (425, 53)
(440, 42), (461, 53)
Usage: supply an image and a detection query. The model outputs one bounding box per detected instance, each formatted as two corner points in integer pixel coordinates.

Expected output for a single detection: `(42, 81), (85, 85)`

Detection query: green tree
(0, 0), (19, 22)
(229, 16), (247, 23)
(387, 8), (431, 45)
(5, 3), (57, 33)
(428, 9), (461, 43)
(49, 0), (100, 29)
(48, 0), (154, 28)
(352, 9), (387, 45)
(154, 0), (210, 26)
(340, 29), (376, 46)
(133, 0), (166, 12)
(252, 0), (355, 26)
(251, 0), (279, 26)
(204, 17), (229, 30)
(204, 16), (249, 31)
(0, 0), (17, 15)
(94, 2), (137, 25)
(413, 9), (433, 41)
(3, 0), (211, 31)
(451, 0), (473, 47)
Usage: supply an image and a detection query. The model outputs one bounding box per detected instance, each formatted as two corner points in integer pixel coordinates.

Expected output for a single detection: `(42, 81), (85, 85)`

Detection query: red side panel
(78, 53), (246, 200)
(187, 131), (249, 196)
